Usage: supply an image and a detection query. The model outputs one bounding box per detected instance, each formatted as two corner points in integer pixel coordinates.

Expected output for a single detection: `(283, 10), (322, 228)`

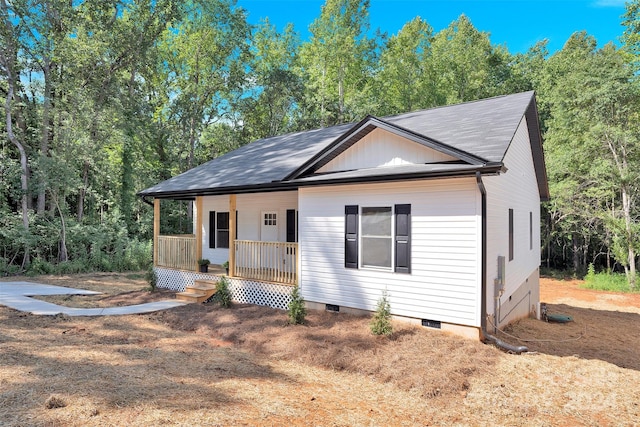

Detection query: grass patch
(583, 265), (638, 292)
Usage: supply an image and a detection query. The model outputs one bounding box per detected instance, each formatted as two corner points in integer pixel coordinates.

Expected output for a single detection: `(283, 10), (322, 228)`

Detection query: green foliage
(146, 266), (158, 292)
(215, 276), (232, 308)
(585, 263), (596, 282)
(287, 284), (307, 325)
(197, 259), (210, 266)
(370, 290), (392, 336)
(1, 0), (639, 285)
(583, 268), (637, 293)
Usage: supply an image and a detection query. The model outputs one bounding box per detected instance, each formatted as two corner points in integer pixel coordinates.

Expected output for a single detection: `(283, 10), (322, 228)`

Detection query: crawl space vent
(326, 304), (339, 312)
(421, 319), (441, 329)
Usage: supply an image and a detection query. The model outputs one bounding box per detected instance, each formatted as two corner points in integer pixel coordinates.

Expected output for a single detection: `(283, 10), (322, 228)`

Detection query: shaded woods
(1, 0), (640, 286)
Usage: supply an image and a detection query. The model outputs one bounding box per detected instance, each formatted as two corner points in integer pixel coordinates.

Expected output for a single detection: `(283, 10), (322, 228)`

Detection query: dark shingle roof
(139, 91), (548, 200)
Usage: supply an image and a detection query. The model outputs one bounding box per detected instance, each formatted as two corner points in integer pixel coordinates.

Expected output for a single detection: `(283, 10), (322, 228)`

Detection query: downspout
(476, 172), (528, 354)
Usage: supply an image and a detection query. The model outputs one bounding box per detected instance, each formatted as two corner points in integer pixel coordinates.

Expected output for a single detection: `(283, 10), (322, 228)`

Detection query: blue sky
(235, 0), (629, 54)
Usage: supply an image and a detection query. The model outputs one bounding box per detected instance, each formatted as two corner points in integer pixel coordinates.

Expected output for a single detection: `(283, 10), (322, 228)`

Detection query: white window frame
(359, 206), (393, 271)
(263, 212), (277, 226)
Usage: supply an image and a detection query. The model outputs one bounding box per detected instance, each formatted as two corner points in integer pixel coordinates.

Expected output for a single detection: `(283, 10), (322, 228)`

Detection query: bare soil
(0, 274), (639, 426)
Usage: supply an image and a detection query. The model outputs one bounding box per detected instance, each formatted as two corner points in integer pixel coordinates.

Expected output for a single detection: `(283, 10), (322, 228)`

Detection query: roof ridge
(381, 90), (535, 121)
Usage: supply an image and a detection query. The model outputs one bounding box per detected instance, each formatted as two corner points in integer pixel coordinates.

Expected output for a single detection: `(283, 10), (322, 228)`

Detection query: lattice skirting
(154, 267), (294, 310)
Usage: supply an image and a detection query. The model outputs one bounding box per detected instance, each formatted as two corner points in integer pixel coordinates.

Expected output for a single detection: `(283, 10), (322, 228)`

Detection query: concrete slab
(0, 281), (186, 316)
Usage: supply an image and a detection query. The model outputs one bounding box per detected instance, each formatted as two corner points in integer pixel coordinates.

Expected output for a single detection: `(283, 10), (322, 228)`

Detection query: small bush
(145, 266), (158, 292)
(215, 276), (232, 308)
(370, 290), (393, 336)
(287, 284), (306, 325)
(29, 258), (55, 275)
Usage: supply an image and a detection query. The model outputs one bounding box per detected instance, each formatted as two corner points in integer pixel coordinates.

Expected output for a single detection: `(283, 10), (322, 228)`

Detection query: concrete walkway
(0, 281), (186, 316)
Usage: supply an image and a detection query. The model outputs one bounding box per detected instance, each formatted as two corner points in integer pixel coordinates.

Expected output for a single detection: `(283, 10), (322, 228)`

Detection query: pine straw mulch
(1, 274), (640, 426)
(151, 303), (494, 398)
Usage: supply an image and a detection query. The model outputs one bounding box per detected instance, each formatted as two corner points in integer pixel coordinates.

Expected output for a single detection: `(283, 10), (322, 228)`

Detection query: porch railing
(234, 240), (298, 285)
(157, 235), (196, 271)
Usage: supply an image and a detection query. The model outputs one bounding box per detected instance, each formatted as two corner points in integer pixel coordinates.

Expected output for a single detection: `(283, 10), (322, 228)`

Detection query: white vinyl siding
(201, 191), (297, 265)
(317, 128), (457, 173)
(299, 178), (481, 327)
(483, 116), (541, 312)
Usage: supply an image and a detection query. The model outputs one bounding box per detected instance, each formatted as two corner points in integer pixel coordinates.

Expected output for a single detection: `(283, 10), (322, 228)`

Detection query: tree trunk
(37, 61), (52, 214)
(622, 185), (636, 289)
(186, 114), (197, 221)
(338, 62), (345, 123)
(52, 193), (68, 262)
(0, 0), (30, 268)
(77, 160), (89, 221)
(572, 234), (580, 274)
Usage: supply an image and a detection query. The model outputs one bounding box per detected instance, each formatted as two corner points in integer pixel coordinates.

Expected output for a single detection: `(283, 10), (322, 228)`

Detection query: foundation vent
(326, 304), (339, 312)
(421, 319), (441, 329)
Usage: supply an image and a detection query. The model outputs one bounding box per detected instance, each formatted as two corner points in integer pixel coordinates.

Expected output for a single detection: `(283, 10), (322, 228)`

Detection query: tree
(431, 15), (506, 103)
(240, 19), (303, 140)
(0, 0), (30, 267)
(622, 0), (640, 72)
(299, 0), (378, 126)
(374, 17), (438, 114)
(159, 0), (250, 173)
(541, 32), (640, 288)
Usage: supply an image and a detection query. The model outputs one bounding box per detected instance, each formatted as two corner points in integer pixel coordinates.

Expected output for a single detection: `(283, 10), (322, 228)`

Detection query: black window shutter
(395, 204), (411, 274)
(209, 211), (216, 248)
(286, 209), (296, 242)
(345, 205), (359, 269)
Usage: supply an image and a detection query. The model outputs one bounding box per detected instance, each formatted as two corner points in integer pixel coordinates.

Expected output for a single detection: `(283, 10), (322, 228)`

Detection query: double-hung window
(345, 204), (411, 273)
(361, 207), (392, 269)
(209, 211), (230, 248)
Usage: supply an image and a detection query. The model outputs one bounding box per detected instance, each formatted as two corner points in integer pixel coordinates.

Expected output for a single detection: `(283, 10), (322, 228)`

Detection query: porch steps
(175, 280), (218, 303)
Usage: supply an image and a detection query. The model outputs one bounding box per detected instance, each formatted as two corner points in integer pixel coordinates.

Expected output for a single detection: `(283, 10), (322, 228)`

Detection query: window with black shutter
(217, 212), (229, 249)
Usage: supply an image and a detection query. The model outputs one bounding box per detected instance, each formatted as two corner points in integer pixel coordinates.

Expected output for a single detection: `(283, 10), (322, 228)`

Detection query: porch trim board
(154, 267), (294, 310)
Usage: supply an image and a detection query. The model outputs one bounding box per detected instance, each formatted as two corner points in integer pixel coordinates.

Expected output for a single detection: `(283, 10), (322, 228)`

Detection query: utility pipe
(476, 172), (528, 354)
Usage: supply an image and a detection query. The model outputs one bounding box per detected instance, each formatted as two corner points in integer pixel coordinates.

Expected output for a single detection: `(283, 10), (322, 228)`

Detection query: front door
(260, 212), (279, 276)
(260, 211), (278, 242)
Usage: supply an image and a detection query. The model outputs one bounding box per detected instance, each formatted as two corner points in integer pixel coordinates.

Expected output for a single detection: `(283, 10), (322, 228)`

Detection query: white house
(139, 91), (548, 341)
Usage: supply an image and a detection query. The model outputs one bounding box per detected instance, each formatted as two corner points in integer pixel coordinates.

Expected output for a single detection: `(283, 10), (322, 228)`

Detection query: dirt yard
(1, 273), (639, 426)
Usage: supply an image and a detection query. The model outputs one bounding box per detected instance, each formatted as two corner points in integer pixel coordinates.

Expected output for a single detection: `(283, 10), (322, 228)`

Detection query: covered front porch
(152, 194), (298, 287)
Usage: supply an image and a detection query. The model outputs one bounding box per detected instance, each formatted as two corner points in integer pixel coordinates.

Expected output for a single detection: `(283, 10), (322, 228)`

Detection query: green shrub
(215, 276), (232, 308)
(29, 258), (55, 275)
(370, 290), (393, 336)
(145, 266), (158, 292)
(287, 284), (306, 325)
(582, 268), (635, 293)
(56, 260), (87, 275)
